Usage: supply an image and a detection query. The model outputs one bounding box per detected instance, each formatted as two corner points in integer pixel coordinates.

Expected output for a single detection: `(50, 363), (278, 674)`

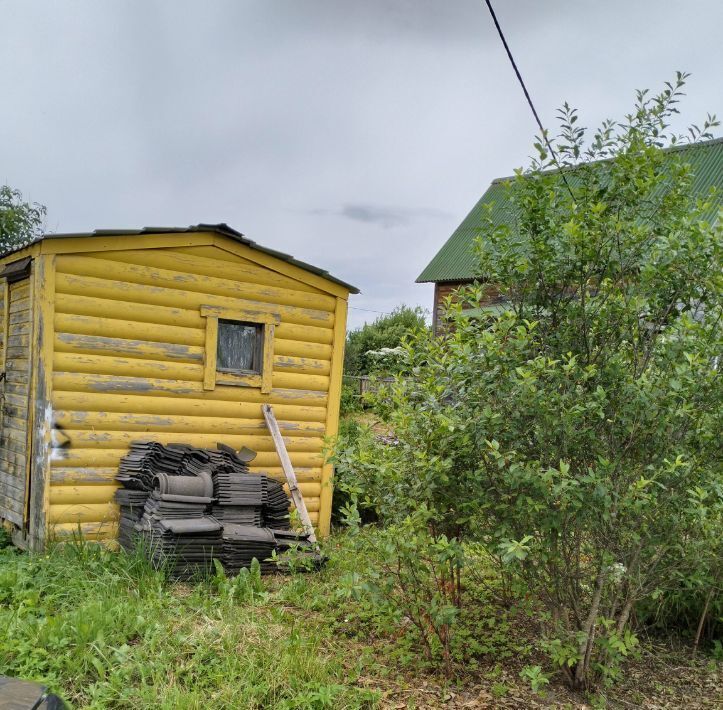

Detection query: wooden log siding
(48, 246), (340, 536)
(0, 278), (34, 529)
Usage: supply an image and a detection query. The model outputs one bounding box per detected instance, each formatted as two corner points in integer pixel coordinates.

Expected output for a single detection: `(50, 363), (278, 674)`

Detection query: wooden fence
(343, 374), (394, 397)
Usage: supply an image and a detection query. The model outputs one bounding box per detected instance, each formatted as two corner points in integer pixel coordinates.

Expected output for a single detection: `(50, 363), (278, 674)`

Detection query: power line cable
(349, 306), (393, 316)
(483, 0), (575, 199)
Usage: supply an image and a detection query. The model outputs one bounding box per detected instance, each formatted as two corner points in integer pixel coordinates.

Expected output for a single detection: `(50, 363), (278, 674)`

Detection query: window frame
(200, 304), (280, 393)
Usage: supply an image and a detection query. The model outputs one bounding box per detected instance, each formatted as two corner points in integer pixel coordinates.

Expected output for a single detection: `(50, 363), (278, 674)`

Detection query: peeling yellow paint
(49, 485), (120, 505)
(6, 234), (354, 543)
(53, 390), (327, 422)
(56, 254), (337, 312)
(49, 521), (120, 540)
(319, 297), (348, 537)
(0, 237), (350, 543)
(53, 410), (326, 436)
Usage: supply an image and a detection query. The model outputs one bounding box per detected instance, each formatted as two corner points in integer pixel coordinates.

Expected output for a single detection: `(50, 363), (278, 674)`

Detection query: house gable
(417, 137), (723, 285)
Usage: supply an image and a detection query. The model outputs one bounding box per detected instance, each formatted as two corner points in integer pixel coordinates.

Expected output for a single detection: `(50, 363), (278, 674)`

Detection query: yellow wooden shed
(0, 224), (357, 550)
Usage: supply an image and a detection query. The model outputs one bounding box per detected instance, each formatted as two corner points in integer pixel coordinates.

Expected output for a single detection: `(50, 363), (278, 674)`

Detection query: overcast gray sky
(1, 1), (721, 329)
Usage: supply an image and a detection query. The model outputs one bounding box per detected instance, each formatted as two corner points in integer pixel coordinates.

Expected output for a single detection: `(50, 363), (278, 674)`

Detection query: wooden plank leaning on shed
(262, 403), (317, 544)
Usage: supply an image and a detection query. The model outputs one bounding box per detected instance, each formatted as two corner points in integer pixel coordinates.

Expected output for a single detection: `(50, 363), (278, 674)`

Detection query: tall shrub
(344, 305), (427, 377)
(336, 75), (722, 688)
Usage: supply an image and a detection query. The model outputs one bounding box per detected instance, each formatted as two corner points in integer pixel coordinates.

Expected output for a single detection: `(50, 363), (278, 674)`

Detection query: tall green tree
(337, 74), (722, 688)
(344, 305), (427, 376)
(0, 186), (46, 254)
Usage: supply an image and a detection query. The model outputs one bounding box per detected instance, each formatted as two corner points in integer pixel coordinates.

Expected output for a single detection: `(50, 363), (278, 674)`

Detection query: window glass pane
(217, 320), (261, 372)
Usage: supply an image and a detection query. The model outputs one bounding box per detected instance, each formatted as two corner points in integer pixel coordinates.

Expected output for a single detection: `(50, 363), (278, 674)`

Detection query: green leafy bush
(0, 185), (45, 254)
(344, 305), (427, 377)
(331, 417), (381, 527)
(334, 74), (722, 689)
(336, 510), (463, 673)
(340, 381), (363, 415)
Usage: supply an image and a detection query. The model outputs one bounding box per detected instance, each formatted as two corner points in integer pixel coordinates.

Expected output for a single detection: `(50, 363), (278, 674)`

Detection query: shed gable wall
(48, 241), (343, 541)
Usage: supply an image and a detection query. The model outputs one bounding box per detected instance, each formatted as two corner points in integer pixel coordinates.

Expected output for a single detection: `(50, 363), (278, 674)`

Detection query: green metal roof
(417, 137), (723, 284)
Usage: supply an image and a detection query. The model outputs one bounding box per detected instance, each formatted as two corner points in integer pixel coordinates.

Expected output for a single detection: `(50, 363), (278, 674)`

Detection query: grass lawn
(0, 531), (719, 709)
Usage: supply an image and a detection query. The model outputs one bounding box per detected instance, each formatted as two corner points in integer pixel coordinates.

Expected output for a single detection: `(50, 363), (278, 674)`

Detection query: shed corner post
(319, 295), (348, 538)
(29, 254), (55, 551)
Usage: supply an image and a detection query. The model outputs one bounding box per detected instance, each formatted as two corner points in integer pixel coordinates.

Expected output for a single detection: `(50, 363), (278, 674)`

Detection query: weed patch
(0, 531), (719, 708)
(0, 543), (377, 709)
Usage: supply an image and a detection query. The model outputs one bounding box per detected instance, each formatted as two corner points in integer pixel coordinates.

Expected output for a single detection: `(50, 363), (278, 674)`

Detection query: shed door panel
(0, 277), (34, 528)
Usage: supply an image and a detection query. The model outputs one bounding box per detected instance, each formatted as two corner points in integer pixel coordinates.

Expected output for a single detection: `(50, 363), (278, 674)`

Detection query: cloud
(309, 204), (451, 229)
(0, 0), (720, 334)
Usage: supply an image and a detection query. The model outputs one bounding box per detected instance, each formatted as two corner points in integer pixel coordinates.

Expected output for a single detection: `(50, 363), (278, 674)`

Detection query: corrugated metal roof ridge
(4, 223), (359, 293)
(487, 136), (723, 185)
(417, 138), (723, 284)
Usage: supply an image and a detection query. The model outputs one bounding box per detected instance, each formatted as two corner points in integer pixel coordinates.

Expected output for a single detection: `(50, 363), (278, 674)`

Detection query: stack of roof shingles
(210, 445), (264, 526)
(114, 441), (310, 579)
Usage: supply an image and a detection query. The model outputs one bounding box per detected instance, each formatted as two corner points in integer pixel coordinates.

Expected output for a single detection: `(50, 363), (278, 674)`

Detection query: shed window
(200, 304), (280, 393)
(217, 320), (262, 373)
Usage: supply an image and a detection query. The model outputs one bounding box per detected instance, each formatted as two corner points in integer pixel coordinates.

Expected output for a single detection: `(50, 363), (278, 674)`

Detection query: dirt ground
(361, 643), (722, 709)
